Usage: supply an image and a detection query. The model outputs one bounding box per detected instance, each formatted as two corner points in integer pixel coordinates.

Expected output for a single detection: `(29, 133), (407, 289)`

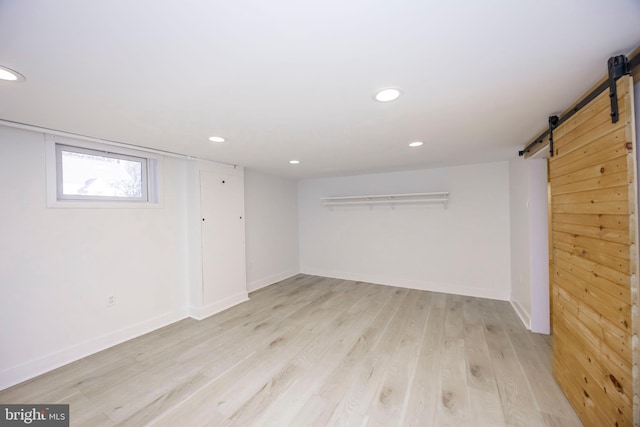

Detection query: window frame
(55, 144), (149, 202)
(45, 135), (162, 208)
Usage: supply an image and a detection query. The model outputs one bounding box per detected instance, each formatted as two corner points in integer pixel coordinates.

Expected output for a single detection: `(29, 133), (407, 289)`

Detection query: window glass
(56, 144), (149, 201)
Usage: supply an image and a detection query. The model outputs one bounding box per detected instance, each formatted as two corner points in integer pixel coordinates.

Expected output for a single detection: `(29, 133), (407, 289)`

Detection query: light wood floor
(0, 275), (582, 426)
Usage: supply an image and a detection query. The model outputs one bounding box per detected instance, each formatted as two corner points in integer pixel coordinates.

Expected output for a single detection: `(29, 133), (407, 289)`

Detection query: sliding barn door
(549, 75), (637, 426)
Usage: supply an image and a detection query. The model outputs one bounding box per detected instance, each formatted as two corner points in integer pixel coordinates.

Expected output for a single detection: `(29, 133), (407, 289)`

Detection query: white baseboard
(247, 269), (299, 293)
(0, 308), (189, 391)
(189, 292), (249, 320)
(510, 300), (531, 330)
(300, 268), (510, 301)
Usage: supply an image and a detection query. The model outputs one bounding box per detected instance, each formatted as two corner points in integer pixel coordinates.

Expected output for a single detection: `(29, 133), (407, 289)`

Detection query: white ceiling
(1, 1), (639, 179)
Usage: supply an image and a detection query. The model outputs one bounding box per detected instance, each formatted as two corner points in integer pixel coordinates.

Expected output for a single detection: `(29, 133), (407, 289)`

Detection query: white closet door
(199, 170), (246, 305)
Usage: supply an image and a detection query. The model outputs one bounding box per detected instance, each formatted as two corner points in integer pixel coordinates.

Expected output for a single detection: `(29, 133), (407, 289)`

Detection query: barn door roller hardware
(607, 55), (630, 123)
(519, 51), (639, 157)
(548, 115), (559, 157)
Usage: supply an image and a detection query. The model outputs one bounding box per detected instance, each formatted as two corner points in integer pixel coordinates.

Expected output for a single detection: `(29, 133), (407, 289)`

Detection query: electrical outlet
(107, 295), (115, 307)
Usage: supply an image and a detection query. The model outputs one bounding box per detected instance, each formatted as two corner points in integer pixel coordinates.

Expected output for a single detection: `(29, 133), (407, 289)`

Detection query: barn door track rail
(519, 51), (640, 157)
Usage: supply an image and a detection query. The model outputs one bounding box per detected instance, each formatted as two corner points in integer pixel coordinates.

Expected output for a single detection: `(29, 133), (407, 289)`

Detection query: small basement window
(56, 144), (148, 201)
(46, 136), (161, 207)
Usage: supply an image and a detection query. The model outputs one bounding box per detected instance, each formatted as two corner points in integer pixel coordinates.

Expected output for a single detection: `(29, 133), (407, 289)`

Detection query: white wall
(509, 160), (531, 320)
(298, 162), (512, 300)
(509, 157), (549, 334)
(244, 170), (299, 292)
(0, 126), (190, 390)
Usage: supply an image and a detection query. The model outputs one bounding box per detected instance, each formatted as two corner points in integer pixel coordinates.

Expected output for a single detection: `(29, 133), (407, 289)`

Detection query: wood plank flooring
(0, 275), (582, 426)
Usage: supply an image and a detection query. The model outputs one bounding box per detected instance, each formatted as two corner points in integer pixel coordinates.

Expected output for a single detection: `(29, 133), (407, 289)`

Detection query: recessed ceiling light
(0, 65), (26, 82)
(208, 136), (226, 143)
(409, 141), (424, 147)
(374, 88), (401, 102)
(289, 160), (300, 164)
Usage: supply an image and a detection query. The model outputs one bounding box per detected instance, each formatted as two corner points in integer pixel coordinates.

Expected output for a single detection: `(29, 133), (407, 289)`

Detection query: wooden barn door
(549, 75), (638, 426)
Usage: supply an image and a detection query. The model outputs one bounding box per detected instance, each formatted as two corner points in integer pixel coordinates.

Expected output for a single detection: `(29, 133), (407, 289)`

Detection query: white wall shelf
(320, 192), (449, 209)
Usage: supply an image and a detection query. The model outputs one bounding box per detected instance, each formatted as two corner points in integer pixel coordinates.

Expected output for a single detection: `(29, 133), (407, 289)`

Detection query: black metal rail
(519, 51), (639, 157)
